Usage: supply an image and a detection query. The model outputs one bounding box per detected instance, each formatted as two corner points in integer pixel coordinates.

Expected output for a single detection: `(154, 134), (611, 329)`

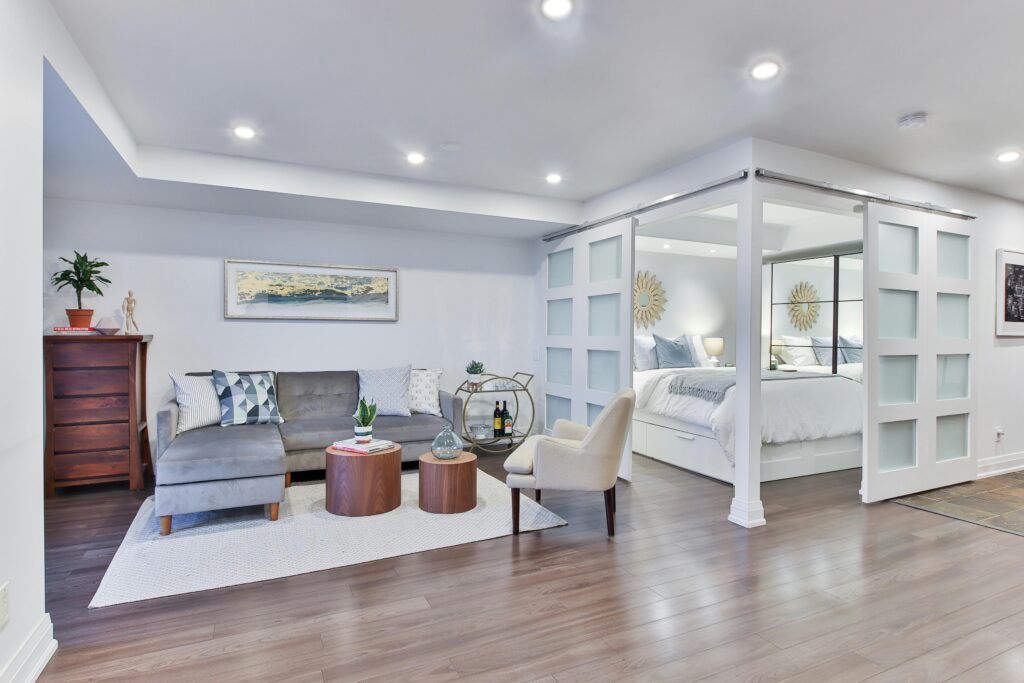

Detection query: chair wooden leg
(160, 515), (172, 536)
(269, 502), (280, 521)
(603, 489), (615, 536)
(611, 484), (616, 514)
(535, 489), (541, 504)
(285, 471), (292, 488)
(511, 488), (520, 535)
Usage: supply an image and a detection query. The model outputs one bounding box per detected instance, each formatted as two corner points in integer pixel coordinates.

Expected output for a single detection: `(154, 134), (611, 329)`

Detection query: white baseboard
(728, 497), (767, 528)
(978, 451), (1024, 479)
(0, 614), (57, 683)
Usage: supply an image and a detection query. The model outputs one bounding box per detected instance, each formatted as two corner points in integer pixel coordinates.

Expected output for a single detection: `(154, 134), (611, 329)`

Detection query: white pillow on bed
(689, 335), (713, 367)
(781, 335), (818, 366)
(633, 335), (658, 371)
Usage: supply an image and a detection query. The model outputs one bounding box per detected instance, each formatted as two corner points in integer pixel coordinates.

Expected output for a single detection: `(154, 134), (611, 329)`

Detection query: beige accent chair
(504, 389), (636, 536)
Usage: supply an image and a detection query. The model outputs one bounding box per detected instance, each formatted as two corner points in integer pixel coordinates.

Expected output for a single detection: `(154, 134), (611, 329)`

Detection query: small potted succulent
(51, 251), (111, 328)
(466, 360), (485, 388)
(353, 397), (377, 444)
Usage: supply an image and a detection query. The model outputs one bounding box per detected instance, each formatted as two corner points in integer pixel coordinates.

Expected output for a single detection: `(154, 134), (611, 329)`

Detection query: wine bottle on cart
(502, 400), (513, 436)
(493, 401), (502, 438)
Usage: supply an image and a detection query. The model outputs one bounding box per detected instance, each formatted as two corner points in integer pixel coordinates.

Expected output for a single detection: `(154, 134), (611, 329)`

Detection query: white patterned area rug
(90, 470), (565, 608)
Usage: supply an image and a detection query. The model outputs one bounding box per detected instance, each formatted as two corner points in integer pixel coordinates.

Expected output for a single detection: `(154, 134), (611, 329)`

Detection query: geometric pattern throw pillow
(356, 365), (411, 417)
(409, 368), (443, 417)
(211, 370), (284, 427)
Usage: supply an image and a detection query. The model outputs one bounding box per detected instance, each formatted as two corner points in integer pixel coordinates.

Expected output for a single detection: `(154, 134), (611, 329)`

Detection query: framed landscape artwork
(997, 249), (1024, 336)
(224, 259), (398, 321)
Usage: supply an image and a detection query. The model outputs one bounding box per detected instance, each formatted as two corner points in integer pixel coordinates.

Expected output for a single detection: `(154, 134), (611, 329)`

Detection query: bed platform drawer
(633, 420), (733, 483)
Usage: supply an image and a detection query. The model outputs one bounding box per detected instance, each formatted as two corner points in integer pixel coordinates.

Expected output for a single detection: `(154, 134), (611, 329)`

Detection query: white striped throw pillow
(170, 374), (222, 434)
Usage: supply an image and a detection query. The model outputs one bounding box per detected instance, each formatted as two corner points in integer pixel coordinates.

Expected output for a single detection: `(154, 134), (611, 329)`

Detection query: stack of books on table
(50, 326), (99, 335)
(332, 438), (394, 454)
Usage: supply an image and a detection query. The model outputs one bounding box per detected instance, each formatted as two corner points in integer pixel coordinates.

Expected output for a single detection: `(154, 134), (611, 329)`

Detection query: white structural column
(729, 175), (766, 527)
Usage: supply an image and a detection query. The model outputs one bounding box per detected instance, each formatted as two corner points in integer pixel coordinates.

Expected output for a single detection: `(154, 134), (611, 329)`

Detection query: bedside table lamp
(703, 337), (725, 367)
(770, 339), (784, 370)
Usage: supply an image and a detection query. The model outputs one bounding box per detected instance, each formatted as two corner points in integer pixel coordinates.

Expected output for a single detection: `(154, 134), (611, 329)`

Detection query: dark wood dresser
(43, 335), (153, 497)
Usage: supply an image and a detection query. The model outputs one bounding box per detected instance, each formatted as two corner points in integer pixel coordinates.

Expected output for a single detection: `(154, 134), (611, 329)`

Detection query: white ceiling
(50, 0), (1024, 204)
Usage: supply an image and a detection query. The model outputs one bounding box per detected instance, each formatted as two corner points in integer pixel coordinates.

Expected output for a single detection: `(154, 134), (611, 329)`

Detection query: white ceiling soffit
(635, 236), (738, 259)
(51, 0), (1024, 204)
(44, 66), (575, 237)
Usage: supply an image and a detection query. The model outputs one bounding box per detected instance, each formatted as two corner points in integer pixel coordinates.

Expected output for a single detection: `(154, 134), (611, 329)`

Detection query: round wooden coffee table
(418, 451), (477, 514)
(325, 444), (402, 516)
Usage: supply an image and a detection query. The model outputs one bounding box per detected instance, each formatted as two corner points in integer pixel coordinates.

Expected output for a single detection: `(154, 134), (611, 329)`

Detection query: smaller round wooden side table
(418, 451), (477, 514)
(325, 444), (402, 516)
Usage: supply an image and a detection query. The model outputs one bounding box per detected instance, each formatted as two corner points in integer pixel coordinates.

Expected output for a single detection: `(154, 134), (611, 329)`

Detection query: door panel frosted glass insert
(879, 356), (917, 405)
(589, 236), (622, 283)
(937, 232), (970, 279)
(587, 350), (620, 392)
(878, 222), (919, 275)
(547, 298), (572, 336)
(589, 293), (620, 336)
(547, 249), (573, 288)
(937, 354), (970, 400)
(937, 293), (970, 339)
(879, 289), (918, 339)
(936, 414), (969, 462)
(879, 420), (917, 472)
(546, 347), (572, 386)
(587, 403), (603, 426)
(545, 394), (571, 430)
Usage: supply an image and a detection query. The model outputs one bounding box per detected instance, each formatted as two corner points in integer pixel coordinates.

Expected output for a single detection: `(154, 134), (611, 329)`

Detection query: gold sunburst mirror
(788, 281), (821, 331)
(634, 270), (667, 329)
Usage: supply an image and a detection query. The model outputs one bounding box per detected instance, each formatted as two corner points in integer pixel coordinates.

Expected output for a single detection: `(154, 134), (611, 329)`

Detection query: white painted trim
(978, 451), (1024, 478)
(728, 498), (766, 528)
(0, 614), (56, 683)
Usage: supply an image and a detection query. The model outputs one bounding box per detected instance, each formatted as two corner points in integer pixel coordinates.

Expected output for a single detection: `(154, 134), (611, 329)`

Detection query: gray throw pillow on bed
(653, 334), (695, 369)
(811, 337), (834, 366)
(839, 336), (863, 363)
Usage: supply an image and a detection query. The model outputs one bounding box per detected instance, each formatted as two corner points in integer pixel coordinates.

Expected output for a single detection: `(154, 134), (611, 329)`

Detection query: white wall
(43, 198), (539, 434)
(767, 259), (863, 341)
(634, 252), (737, 364)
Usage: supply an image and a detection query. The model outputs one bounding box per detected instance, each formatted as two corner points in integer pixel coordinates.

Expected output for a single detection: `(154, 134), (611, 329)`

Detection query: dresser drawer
(52, 396), (130, 425)
(52, 450), (129, 482)
(53, 368), (129, 397)
(51, 342), (130, 369)
(53, 423), (130, 453)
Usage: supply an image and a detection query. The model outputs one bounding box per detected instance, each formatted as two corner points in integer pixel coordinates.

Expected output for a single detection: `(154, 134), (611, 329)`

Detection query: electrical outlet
(0, 581), (9, 631)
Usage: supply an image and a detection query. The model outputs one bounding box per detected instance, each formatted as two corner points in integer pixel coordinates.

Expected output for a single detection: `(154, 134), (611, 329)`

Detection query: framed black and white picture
(997, 249), (1024, 336)
(224, 259), (398, 321)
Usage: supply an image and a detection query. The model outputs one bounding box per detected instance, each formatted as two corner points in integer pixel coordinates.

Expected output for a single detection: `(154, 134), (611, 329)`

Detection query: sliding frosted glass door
(862, 204), (975, 502)
(543, 218), (635, 480)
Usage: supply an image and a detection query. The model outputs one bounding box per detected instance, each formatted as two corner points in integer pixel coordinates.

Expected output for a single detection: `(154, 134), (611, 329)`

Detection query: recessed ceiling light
(997, 150), (1021, 164)
(407, 152), (425, 165)
(233, 125), (256, 140)
(546, 173), (563, 184)
(541, 0), (573, 20)
(709, 249), (718, 254)
(897, 112), (928, 130)
(662, 243), (671, 249)
(750, 60), (781, 81)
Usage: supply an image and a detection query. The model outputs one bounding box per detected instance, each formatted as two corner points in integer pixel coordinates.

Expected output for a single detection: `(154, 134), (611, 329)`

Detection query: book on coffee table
(332, 438), (394, 454)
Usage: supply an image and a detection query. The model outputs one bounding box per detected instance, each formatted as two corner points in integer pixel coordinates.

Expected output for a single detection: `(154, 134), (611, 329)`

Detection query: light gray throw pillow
(357, 365), (412, 417)
(653, 334), (695, 369)
(170, 373), (221, 434)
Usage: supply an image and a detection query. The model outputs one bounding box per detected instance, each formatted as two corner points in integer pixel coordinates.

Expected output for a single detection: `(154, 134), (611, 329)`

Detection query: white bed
(632, 365), (863, 483)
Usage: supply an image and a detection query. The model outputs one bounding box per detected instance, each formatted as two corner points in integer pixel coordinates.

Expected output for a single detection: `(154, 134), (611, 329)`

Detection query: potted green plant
(50, 251), (111, 328)
(466, 360), (485, 387)
(353, 397), (378, 444)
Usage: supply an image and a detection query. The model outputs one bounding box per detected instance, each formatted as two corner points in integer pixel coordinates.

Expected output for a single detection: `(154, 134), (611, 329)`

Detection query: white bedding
(634, 365), (863, 462)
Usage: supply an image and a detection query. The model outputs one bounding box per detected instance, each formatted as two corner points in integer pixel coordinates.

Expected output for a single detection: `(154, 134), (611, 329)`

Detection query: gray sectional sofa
(153, 370), (463, 534)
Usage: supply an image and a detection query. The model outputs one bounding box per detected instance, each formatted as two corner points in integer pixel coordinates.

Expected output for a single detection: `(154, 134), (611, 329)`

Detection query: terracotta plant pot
(65, 309), (94, 328)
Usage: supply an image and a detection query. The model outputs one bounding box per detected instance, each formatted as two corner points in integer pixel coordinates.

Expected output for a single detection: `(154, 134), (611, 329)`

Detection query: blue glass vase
(431, 423), (464, 460)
